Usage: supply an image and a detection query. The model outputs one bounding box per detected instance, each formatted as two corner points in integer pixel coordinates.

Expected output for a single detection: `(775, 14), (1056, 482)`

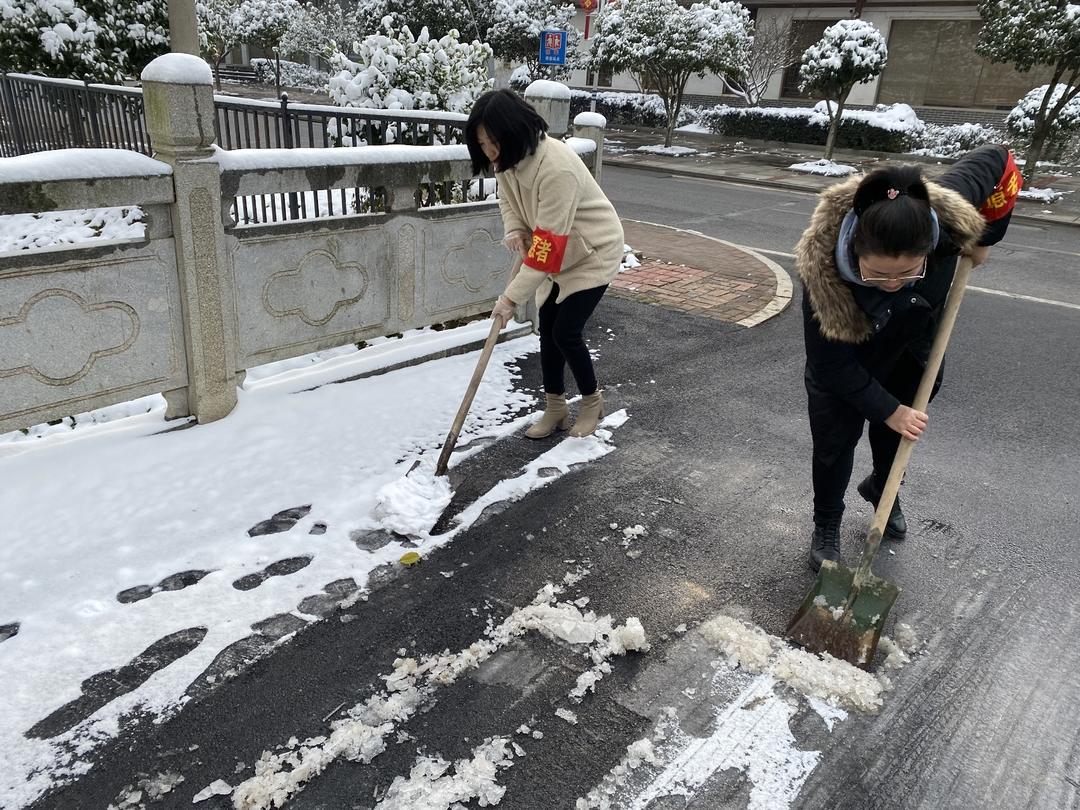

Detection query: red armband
(523, 228), (569, 274)
(979, 151), (1022, 222)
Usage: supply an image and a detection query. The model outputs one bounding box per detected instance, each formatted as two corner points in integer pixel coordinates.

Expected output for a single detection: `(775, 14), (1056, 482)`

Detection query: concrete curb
(622, 218), (794, 328)
(605, 156), (1080, 230)
(314, 323), (535, 390)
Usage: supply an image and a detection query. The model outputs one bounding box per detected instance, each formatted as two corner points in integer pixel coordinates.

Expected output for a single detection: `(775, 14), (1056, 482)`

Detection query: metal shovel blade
(785, 559), (900, 669)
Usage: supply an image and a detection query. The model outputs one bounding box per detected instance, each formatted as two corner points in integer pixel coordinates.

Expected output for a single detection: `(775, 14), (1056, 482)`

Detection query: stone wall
(0, 66), (603, 432)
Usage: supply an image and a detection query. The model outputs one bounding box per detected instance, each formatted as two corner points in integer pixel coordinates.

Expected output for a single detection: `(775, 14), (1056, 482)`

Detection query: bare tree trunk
(1023, 121), (1049, 183)
(213, 52), (223, 92)
(274, 51), (282, 92)
(824, 97), (845, 161)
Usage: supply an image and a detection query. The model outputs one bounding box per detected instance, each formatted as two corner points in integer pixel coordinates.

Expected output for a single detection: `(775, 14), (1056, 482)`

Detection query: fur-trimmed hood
(796, 176), (987, 344)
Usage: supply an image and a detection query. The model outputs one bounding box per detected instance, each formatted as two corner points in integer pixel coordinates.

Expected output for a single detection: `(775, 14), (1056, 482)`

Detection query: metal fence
(0, 72), (468, 158)
(0, 74), (151, 157)
(0, 72), (485, 225)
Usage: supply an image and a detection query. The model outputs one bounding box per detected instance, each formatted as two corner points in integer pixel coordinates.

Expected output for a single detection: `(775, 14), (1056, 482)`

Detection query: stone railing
(0, 60), (607, 432)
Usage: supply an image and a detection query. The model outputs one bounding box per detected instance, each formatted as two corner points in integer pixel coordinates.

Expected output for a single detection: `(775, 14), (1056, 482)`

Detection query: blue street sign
(539, 29), (568, 66)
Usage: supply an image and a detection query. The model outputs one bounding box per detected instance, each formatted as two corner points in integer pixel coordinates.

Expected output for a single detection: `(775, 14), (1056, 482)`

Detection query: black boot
(809, 518), (843, 572)
(857, 474), (907, 541)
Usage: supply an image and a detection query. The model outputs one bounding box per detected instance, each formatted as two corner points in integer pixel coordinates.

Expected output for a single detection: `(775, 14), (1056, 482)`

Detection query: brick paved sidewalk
(614, 219), (792, 327)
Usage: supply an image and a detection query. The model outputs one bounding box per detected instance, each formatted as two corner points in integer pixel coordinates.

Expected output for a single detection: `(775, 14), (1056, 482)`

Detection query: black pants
(539, 283), (607, 396)
(807, 351), (942, 524)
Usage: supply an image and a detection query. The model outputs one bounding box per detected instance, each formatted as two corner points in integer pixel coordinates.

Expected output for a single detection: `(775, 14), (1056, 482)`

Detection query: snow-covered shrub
(509, 64), (532, 93)
(252, 58), (327, 90)
(0, 0), (168, 81)
(699, 102), (923, 153)
(353, 0), (492, 41)
(915, 122), (1006, 159)
(1006, 84), (1080, 162)
(799, 18), (888, 159)
(568, 90), (695, 129)
(328, 21), (492, 113)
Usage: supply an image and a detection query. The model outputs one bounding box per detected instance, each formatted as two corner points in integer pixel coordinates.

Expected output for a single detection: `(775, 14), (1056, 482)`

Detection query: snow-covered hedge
(251, 58), (328, 91)
(914, 122), (1006, 159)
(698, 102), (924, 152)
(568, 89), (694, 129)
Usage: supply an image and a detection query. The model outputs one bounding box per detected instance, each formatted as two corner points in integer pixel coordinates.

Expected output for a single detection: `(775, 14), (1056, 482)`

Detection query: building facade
(565, 0), (1050, 117)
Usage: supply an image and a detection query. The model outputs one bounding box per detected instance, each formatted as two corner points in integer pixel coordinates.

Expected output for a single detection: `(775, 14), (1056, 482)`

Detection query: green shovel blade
(785, 560), (901, 669)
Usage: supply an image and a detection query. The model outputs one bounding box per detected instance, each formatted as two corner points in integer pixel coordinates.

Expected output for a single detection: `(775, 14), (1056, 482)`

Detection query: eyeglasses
(859, 256), (927, 284)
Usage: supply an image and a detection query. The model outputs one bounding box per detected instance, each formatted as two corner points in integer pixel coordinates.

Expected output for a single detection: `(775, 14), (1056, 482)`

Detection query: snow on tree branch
(589, 0), (752, 147)
(0, 0), (168, 82)
(327, 20), (493, 113)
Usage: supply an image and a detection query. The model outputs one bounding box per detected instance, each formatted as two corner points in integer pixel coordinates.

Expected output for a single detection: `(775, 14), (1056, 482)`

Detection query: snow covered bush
(252, 58), (327, 90)
(486, 0), (582, 82)
(0, 0), (168, 82)
(799, 18), (887, 159)
(328, 21), (492, 113)
(233, 0), (301, 90)
(352, 0), (492, 41)
(915, 122), (1006, 159)
(279, 0), (357, 57)
(568, 89), (692, 128)
(977, 0), (1080, 180)
(589, 0), (752, 147)
(1006, 84), (1080, 164)
(699, 102), (923, 153)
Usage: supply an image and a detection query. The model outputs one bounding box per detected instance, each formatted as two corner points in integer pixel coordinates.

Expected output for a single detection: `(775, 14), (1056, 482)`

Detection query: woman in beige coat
(465, 89), (624, 439)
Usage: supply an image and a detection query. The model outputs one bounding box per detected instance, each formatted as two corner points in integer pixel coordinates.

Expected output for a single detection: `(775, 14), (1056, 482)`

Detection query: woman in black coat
(795, 145), (1020, 571)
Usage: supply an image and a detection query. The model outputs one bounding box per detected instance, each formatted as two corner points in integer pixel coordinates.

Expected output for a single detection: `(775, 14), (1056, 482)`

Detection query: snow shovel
(786, 256), (976, 669)
(431, 254), (524, 477)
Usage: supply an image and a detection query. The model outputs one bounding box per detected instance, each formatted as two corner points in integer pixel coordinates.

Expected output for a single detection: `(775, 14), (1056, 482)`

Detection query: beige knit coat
(497, 135), (624, 306)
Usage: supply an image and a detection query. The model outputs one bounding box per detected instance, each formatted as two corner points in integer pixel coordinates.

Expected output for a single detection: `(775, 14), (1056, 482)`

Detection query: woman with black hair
(796, 145), (1021, 571)
(465, 89), (624, 439)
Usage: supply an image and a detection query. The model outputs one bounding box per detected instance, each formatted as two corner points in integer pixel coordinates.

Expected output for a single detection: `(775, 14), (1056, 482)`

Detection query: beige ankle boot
(526, 393), (571, 439)
(570, 391), (604, 437)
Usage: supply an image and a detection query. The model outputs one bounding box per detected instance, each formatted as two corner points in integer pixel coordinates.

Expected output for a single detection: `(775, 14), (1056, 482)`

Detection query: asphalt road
(31, 168), (1080, 810)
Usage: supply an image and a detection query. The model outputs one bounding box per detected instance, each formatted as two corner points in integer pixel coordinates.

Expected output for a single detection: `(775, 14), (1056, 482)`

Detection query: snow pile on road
(700, 615), (885, 713)
(636, 145), (698, 157)
(372, 463), (454, 537)
(576, 738), (658, 809)
(0, 207), (145, 253)
(227, 579), (648, 809)
(788, 159), (860, 177)
(577, 613), (922, 810)
(374, 737), (514, 809)
(1019, 187), (1071, 203)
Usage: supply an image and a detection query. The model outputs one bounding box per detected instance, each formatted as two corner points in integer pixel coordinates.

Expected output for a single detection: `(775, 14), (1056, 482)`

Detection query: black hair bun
(853, 165), (929, 215)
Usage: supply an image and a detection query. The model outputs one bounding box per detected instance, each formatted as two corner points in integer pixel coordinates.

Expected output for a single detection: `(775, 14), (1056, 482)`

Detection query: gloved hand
(503, 230), (531, 257)
(491, 295), (516, 327)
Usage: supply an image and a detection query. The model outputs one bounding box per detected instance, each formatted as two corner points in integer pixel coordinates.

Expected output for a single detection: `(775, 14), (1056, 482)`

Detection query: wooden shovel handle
(434, 256), (523, 476)
(852, 256), (976, 588)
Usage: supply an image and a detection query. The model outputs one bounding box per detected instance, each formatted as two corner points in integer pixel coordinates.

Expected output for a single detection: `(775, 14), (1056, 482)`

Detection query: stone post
(524, 80), (570, 138)
(573, 111), (607, 183)
(167, 0), (200, 57)
(142, 53), (238, 423)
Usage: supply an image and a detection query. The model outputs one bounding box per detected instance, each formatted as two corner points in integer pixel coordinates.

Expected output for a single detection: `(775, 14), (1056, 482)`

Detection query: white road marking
(727, 246), (1080, 311)
(966, 285), (1080, 311)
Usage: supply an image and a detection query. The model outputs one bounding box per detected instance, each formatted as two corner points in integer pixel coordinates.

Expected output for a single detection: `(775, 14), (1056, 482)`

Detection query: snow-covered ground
(788, 159), (860, 177)
(636, 145), (699, 157)
(0, 207), (145, 254)
(1018, 187), (1072, 203)
(0, 322), (631, 808)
